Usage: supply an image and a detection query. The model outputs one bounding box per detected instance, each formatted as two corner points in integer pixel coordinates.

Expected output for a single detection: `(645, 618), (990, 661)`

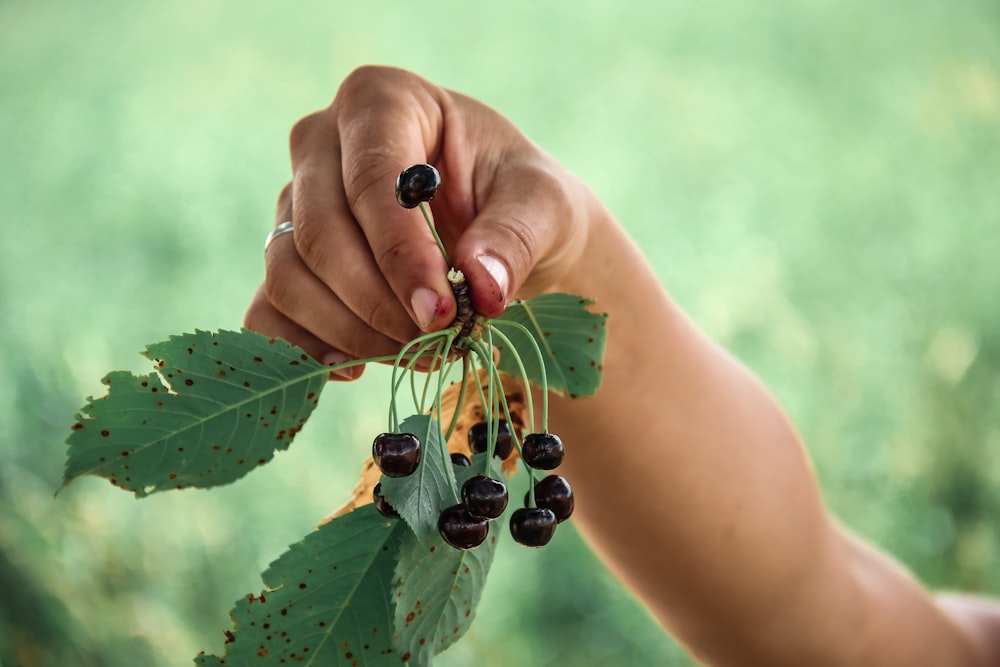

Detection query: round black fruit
(438, 504), (489, 550)
(461, 474), (509, 519)
(521, 433), (564, 470)
(373, 482), (399, 519)
(526, 475), (574, 523)
(450, 452), (471, 467)
(468, 420), (514, 460)
(395, 164), (441, 209)
(509, 507), (557, 547)
(372, 432), (422, 478)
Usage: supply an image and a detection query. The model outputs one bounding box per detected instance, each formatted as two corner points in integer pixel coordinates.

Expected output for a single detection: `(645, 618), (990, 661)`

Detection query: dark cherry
(468, 420), (514, 460)
(509, 507), (557, 547)
(521, 433), (564, 470)
(527, 474), (575, 523)
(373, 482), (399, 519)
(438, 504), (489, 550)
(372, 432), (422, 478)
(461, 474), (509, 519)
(450, 452), (471, 467)
(395, 163), (441, 208)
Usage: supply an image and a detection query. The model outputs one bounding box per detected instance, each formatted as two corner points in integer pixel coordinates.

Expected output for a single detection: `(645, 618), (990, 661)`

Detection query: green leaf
(391, 525), (498, 666)
(379, 415), (458, 542)
(62, 329), (329, 496)
(195, 504), (405, 667)
(492, 293), (608, 398)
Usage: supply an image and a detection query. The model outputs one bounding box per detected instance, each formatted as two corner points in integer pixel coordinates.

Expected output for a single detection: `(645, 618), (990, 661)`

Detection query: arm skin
(245, 65), (1000, 666)
(547, 198), (1000, 665)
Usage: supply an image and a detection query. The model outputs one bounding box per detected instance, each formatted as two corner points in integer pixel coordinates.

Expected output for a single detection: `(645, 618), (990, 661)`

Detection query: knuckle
(290, 210), (331, 278)
(337, 65), (409, 104)
(371, 233), (414, 273)
(288, 111), (325, 162)
(504, 213), (539, 274)
(342, 148), (398, 212)
(338, 65), (387, 96)
(358, 292), (398, 334)
(533, 165), (574, 217)
(262, 267), (298, 318)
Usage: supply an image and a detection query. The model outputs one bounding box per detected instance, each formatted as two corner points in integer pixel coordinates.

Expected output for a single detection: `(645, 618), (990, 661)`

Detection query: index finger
(334, 67), (457, 332)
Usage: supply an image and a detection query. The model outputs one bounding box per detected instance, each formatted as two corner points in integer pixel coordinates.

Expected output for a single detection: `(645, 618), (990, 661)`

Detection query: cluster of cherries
(368, 164), (574, 550)
(371, 421), (574, 550)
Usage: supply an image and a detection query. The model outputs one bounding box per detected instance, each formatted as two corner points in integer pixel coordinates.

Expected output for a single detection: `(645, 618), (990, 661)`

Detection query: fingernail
(410, 287), (442, 330)
(477, 254), (509, 304)
(322, 350), (356, 380)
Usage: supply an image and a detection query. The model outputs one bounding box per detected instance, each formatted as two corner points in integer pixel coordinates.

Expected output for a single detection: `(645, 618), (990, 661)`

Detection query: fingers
(452, 158), (587, 318)
(289, 149), (427, 344)
(287, 67), (456, 344)
(243, 285), (361, 381)
(263, 231), (404, 359)
(250, 65), (595, 370)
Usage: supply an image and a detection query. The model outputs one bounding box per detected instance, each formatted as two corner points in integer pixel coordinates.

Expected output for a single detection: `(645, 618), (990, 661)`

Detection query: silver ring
(264, 221), (294, 251)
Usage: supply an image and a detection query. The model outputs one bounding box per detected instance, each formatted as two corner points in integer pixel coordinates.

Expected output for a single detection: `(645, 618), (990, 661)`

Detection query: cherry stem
(484, 328), (496, 462)
(491, 319), (550, 433)
(469, 338), (524, 455)
(443, 353), (472, 442)
(396, 337), (441, 424)
(468, 351), (494, 468)
(416, 337), (451, 413)
(432, 330), (460, 502)
(388, 330), (451, 431)
(418, 201), (450, 265)
(485, 324), (535, 435)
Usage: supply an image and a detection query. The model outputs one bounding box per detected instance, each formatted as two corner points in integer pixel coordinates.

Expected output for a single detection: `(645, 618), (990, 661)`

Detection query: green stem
(419, 202), (450, 265)
(432, 331), (460, 502)
(492, 318), (550, 433)
(468, 347), (494, 471)
(415, 338), (447, 414)
(443, 354), (472, 442)
(396, 337), (445, 419)
(389, 330), (451, 431)
(472, 338), (533, 489)
(486, 324), (536, 435)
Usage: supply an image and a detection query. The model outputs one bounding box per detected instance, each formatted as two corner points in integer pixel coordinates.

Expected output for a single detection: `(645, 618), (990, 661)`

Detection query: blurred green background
(2, 0), (998, 665)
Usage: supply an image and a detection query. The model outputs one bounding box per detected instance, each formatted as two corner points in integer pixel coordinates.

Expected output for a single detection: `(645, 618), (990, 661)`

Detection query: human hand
(244, 66), (596, 379)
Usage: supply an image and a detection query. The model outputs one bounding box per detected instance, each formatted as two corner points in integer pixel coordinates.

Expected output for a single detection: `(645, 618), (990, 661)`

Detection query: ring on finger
(264, 221), (295, 251)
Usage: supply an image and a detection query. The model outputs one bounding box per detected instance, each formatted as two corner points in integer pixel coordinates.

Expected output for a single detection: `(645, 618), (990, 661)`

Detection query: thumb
(451, 161), (578, 319)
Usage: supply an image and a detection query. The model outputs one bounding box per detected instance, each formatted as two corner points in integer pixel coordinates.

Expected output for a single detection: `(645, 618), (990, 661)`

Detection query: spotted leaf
(391, 514), (497, 665)
(62, 329), (329, 496)
(195, 504), (405, 667)
(492, 293), (608, 398)
(379, 415), (458, 543)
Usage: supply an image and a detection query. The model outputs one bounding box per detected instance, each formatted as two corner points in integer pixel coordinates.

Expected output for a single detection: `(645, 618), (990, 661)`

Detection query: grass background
(1, 1), (999, 665)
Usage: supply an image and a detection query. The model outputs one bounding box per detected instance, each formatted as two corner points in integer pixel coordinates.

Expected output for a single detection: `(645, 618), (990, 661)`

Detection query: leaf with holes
(62, 329), (329, 496)
(195, 504), (405, 666)
(379, 415), (459, 543)
(492, 293), (608, 398)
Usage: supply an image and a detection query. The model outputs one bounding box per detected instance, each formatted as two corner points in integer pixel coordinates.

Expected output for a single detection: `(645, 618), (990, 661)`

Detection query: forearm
(546, 200), (986, 665)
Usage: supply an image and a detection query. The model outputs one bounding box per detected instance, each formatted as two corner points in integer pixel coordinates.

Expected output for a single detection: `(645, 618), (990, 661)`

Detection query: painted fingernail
(410, 286), (442, 330)
(477, 254), (509, 304)
(322, 350), (356, 380)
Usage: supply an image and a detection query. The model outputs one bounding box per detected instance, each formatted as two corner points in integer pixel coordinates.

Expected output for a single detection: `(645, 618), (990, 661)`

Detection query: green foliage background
(1, 1), (998, 665)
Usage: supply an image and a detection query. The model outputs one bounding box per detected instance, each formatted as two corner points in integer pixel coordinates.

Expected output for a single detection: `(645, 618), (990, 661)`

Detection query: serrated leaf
(379, 415), (458, 542)
(492, 293), (607, 398)
(392, 525), (498, 666)
(195, 504), (405, 667)
(62, 329), (328, 496)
